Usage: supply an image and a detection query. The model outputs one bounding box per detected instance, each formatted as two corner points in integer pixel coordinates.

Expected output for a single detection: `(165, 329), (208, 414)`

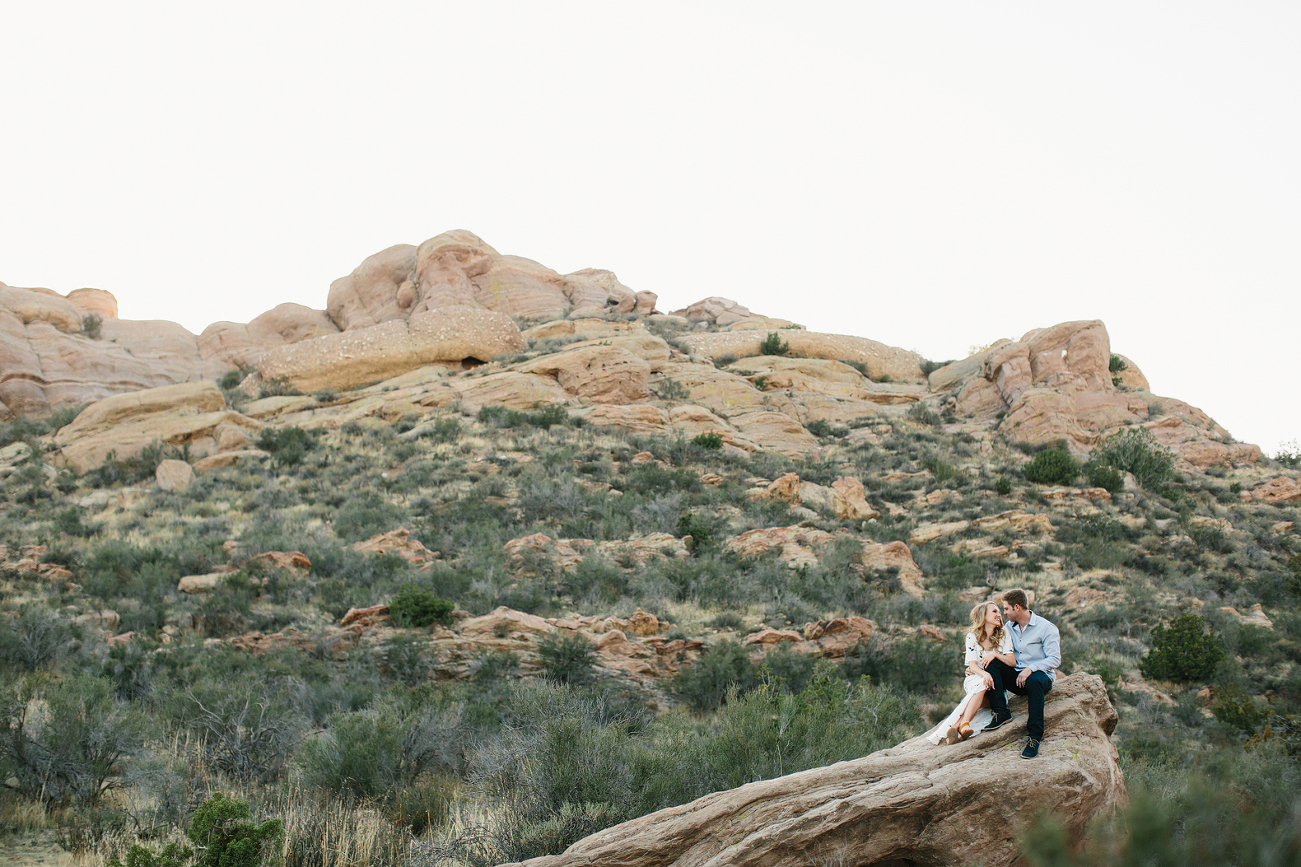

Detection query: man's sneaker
(1020, 738), (1041, 759)
(981, 712), (1012, 732)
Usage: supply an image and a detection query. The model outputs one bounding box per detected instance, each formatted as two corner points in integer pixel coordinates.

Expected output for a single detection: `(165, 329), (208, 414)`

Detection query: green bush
(538, 632), (598, 686)
(1109, 354), (1128, 373)
(1084, 461), (1124, 494)
(1023, 446), (1079, 486)
(690, 431), (724, 450)
(1090, 427), (1176, 491)
(1276, 439), (1300, 469)
(843, 634), (955, 694)
(186, 793), (281, 867)
(759, 332), (790, 356)
(1138, 613), (1226, 683)
(333, 492), (409, 542)
(674, 640), (759, 712)
(994, 476), (1013, 496)
(218, 370), (244, 390)
(388, 584), (455, 628)
(255, 425), (316, 467)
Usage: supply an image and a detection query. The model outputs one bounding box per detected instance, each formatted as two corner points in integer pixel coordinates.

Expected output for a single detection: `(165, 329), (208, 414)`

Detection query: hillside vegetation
(1, 299), (1299, 864)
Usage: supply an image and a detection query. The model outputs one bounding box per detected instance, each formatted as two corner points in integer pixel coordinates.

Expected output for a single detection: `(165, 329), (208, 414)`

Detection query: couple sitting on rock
(925, 589), (1061, 759)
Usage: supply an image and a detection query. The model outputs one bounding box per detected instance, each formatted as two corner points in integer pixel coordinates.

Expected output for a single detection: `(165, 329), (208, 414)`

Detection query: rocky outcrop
(326, 231), (656, 329)
(501, 674), (1125, 867)
(680, 329), (926, 385)
(51, 381), (263, 472)
(254, 307), (527, 392)
(0, 283), (225, 419)
(930, 320), (1260, 469)
(726, 525), (925, 595)
(199, 303), (341, 369)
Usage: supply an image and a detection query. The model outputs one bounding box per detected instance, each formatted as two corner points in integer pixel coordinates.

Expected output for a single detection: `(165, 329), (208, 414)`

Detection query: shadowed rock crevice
(501, 674), (1125, 867)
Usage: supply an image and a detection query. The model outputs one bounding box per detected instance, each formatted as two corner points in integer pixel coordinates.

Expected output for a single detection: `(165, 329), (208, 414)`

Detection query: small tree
(1090, 427), (1175, 490)
(1138, 613), (1225, 683)
(759, 332), (790, 356)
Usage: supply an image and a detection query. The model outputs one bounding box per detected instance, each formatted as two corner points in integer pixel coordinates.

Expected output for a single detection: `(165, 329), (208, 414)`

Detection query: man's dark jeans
(986, 660), (1053, 741)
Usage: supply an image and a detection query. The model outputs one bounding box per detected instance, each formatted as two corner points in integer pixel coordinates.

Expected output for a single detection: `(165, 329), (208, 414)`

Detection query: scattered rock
(155, 458), (194, 492)
(1251, 477), (1301, 505)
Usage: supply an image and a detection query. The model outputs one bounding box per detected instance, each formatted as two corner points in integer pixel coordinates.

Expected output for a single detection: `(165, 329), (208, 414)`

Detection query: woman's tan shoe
(959, 723), (974, 741)
(943, 726), (963, 745)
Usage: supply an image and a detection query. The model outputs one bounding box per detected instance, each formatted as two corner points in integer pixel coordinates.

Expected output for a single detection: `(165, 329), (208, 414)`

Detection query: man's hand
(1016, 669), (1030, 688)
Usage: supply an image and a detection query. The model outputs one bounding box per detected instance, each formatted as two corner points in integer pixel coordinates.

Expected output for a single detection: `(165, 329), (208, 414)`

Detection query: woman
(926, 601), (1016, 745)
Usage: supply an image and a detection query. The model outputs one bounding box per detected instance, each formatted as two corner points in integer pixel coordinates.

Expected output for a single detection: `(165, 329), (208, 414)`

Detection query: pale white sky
(2, 3), (1297, 455)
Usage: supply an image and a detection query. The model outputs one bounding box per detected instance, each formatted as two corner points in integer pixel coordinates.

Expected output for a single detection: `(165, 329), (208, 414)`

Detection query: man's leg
(981, 659), (1016, 729)
(1023, 672), (1053, 742)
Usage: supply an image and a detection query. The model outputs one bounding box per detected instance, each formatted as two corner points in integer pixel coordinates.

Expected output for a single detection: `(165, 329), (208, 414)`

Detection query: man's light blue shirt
(1009, 612), (1061, 683)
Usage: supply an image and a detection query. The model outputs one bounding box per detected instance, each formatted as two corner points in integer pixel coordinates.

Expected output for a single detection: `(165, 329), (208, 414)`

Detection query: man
(979, 589), (1061, 759)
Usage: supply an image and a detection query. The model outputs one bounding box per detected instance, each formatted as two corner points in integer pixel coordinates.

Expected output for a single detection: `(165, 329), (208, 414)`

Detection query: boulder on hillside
(326, 230), (656, 329)
(52, 381), (264, 472)
(500, 673), (1125, 867)
(198, 303), (341, 369)
(254, 306), (527, 392)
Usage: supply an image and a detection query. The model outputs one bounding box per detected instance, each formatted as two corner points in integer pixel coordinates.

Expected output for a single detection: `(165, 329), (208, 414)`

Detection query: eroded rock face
(52, 381), (263, 472)
(254, 307), (527, 392)
(680, 329), (926, 385)
(326, 230), (655, 329)
(0, 283), (226, 419)
(502, 674), (1126, 867)
(931, 320), (1260, 469)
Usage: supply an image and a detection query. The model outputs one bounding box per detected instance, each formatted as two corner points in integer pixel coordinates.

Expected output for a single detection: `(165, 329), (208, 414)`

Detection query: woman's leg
(956, 690), (989, 728)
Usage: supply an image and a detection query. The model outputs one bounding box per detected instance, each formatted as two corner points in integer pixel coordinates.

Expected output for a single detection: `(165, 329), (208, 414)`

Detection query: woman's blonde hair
(968, 602), (1005, 649)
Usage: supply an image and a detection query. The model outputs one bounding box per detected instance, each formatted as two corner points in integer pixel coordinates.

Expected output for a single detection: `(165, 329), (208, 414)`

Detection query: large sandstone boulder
(502, 674), (1125, 867)
(326, 230), (655, 329)
(199, 303), (340, 369)
(52, 381), (263, 472)
(254, 307), (527, 392)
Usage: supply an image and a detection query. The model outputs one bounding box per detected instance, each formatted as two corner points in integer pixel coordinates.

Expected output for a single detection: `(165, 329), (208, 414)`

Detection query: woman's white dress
(925, 629), (1014, 745)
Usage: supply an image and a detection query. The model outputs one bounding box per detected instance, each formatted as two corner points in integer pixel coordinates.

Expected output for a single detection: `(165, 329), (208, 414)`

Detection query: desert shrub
(218, 370), (244, 390)
(674, 639), (760, 712)
(1090, 427), (1176, 491)
(922, 455), (959, 484)
(0, 674), (146, 805)
(676, 511), (717, 554)
(81, 313), (103, 339)
(759, 332), (789, 356)
(1276, 440), (1301, 469)
(1084, 461), (1124, 494)
(255, 425), (316, 467)
(1023, 446), (1078, 486)
(994, 476), (1013, 496)
(538, 632), (598, 687)
(258, 377), (301, 398)
(907, 402), (942, 427)
(333, 492), (409, 542)
(842, 633), (956, 695)
(388, 584), (454, 628)
(0, 605), (80, 673)
(477, 403), (574, 430)
(690, 431), (724, 449)
(1109, 354), (1127, 373)
(1139, 613), (1226, 684)
(173, 674), (310, 782)
(805, 419), (833, 438)
(654, 378), (691, 401)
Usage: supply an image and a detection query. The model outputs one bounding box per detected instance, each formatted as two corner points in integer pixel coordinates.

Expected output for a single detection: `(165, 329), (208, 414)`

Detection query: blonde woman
(926, 601), (1016, 745)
